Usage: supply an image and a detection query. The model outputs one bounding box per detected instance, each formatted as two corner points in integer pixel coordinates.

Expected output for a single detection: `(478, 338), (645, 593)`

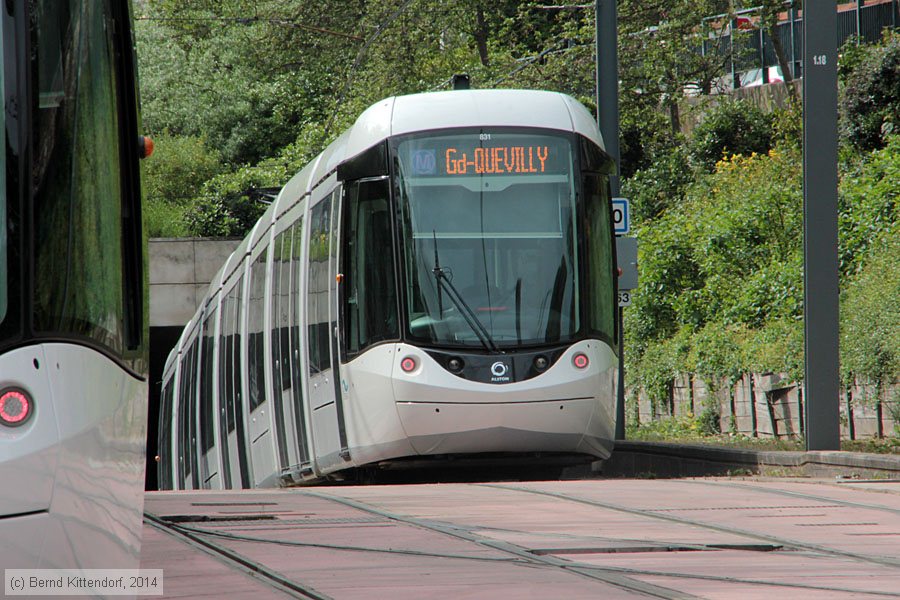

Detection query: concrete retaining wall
(149, 237), (242, 327)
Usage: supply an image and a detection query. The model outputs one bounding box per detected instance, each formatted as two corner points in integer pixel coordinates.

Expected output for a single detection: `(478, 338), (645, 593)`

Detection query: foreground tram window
(31, 1), (129, 354)
(0, 13), (8, 343)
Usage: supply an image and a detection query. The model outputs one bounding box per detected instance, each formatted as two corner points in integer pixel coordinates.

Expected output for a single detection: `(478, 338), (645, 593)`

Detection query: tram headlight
(0, 388), (33, 427)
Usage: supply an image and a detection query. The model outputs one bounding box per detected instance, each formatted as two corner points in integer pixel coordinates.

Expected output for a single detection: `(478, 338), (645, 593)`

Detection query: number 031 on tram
(159, 89), (619, 489)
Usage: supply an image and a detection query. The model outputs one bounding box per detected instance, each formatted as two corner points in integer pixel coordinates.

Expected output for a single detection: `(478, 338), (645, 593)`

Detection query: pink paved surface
(142, 478), (900, 599)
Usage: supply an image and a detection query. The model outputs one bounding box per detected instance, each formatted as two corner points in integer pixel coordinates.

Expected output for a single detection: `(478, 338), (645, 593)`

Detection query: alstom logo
(490, 361), (511, 383)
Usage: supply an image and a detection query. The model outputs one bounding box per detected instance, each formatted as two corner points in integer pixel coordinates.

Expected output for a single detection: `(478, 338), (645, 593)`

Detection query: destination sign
(444, 145), (550, 175)
(402, 134), (568, 178)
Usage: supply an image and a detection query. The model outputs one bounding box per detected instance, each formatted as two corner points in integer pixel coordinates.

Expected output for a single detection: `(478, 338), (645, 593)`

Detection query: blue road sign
(612, 197), (630, 235)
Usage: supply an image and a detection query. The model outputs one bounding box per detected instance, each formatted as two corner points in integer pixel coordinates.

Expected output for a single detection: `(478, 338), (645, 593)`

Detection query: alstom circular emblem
(491, 362), (508, 377)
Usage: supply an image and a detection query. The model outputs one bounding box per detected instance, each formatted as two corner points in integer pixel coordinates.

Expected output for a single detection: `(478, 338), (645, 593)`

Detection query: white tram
(159, 89), (619, 489)
(0, 0), (148, 570)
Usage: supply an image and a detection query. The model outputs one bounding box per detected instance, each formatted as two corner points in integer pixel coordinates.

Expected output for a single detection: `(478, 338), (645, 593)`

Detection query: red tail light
(0, 388), (33, 427)
(572, 353), (589, 369)
(400, 357), (417, 373)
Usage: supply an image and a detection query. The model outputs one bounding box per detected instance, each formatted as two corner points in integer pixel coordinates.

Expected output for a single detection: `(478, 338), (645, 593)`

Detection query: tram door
(198, 308), (219, 488)
(247, 247), (276, 485)
(307, 188), (349, 471)
(218, 277), (249, 488)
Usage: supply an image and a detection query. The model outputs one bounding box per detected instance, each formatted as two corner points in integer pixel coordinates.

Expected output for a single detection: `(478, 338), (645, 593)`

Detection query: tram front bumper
(396, 396), (612, 458)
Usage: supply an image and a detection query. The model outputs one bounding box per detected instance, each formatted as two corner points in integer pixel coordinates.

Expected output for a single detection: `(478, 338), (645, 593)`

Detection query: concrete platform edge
(601, 441), (900, 479)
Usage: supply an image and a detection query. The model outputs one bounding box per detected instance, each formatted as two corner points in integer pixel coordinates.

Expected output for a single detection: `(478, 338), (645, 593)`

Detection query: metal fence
(702, 0), (899, 89)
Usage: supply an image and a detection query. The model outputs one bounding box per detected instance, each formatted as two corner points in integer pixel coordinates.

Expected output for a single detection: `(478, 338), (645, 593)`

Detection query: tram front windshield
(396, 131), (579, 349)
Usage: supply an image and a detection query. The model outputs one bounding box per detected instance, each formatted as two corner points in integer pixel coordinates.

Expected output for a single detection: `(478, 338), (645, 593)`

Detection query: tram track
(143, 512), (331, 600)
(681, 479), (900, 517)
(480, 483), (900, 570)
(307, 488), (900, 598)
(148, 495), (699, 600)
(301, 490), (702, 600)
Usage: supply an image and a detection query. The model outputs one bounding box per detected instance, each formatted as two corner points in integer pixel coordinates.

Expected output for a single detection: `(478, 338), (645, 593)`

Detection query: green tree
(840, 30), (900, 152)
(688, 99), (774, 172)
(619, 0), (733, 137)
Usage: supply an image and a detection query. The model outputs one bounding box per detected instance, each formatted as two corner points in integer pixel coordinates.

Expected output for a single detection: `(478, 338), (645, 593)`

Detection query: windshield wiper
(432, 231), (500, 353)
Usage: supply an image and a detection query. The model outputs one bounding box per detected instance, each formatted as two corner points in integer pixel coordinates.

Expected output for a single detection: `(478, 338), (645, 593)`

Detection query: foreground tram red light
(0, 388), (33, 427)
(400, 356), (418, 373)
(572, 353), (590, 369)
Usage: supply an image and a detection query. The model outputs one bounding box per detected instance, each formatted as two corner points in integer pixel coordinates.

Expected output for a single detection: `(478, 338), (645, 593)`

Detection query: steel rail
(301, 490), (702, 600)
(481, 483), (900, 570)
(681, 479), (900, 517)
(165, 522), (530, 564)
(144, 512), (332, 600)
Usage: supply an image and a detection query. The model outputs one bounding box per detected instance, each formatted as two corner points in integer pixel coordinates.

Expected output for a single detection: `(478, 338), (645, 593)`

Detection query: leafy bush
(840, 31), (900, 152)
(841, 228), (900, 387)
(140, 133), (225, 237)
(183, 123), (331, 237)
(688, 100), (774, 172)
(838, 134), (900, 276)
(141, 133), (225, 206)
(622, 145), (694, 224)
(143, 198), (190, 238)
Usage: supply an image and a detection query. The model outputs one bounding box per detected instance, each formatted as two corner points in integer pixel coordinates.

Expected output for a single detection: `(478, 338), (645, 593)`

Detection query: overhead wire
(321, 0), (418, 141)
(490, 40), (591, 87)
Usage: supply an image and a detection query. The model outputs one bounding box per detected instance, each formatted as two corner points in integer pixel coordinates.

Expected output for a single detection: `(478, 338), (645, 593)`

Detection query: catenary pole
(595, 0), (625, 440)
(803, 2), (840, 450)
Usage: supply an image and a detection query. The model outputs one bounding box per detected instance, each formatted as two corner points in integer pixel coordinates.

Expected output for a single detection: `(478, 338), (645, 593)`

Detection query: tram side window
(279, 232), (293, 391)
(271, 233), (290, 394)
(290, 221), (309, 463)
(233, 276), (245, 421)
(31, 1), (130, 354)
(192, 342), (201, 485)
(248, 251), (268, 411)
(159, 380), (174, 488)
(344, 179), (398, 354)
(219, 287), (235, 435)
(177, 340), (198, 485)
(290, 223), (304, 383)
(307, 200), (332, 373)
(583, 173), (616, 346)
(186, 340), (200, 487)
(200, 310), (217, 454)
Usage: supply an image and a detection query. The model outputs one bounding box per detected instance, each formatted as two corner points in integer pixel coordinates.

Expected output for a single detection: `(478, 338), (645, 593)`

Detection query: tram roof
(387, 89), (604, 149)
(274, 89), (604, 219)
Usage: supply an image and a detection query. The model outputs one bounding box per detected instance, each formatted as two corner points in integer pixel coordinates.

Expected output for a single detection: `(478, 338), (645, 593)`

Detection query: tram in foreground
(0, 1), (148, 570)
(159, 89), (618, 489)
